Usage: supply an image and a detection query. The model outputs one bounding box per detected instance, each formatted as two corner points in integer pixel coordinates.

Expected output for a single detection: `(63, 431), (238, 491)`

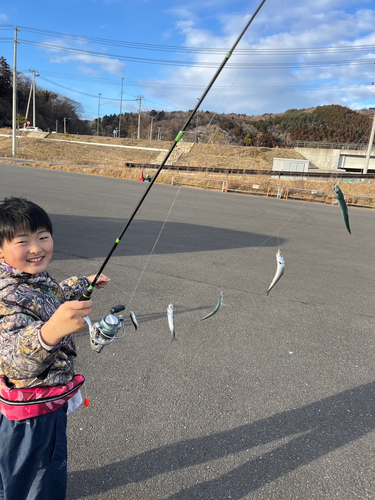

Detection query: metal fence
(171, 174), (375, 208)
(294, 140), (368, 151)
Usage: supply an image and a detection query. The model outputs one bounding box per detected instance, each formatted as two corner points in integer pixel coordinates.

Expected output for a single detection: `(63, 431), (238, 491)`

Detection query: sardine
(201, 292), (224, 321)
(267, 249), (285, 295)
(167, 304), (175, 338)
(130, 311), (138, 330)
(333, 184), (351, 234)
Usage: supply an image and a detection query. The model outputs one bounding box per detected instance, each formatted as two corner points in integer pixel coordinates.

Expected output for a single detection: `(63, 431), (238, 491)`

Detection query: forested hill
(106, 105), (374, 147)
(244, 106), (374, 146)
(0, 56), (91, 134)
(1, 55), (373, 146)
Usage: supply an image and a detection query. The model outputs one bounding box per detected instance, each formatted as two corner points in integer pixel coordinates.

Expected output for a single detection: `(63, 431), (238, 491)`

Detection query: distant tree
(16, 113), (26, 128)
(128, 124), (137, 138)
(243, 134), (253, 146)
(0, 56), (12, 127)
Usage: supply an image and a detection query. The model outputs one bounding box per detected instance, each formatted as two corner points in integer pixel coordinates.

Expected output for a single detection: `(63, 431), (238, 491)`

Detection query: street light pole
(97, 93), (101, 136)
(150, 115), (154, 141)
(136, 95), (143, 139)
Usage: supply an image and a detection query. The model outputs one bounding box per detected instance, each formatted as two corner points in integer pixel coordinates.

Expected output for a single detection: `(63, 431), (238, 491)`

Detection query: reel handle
(110, 304), (125, 314)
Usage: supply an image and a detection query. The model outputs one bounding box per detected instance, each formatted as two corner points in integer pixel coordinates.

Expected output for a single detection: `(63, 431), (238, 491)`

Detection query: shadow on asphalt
(67, 382), (375, 499)
(49, 215), (285, 260)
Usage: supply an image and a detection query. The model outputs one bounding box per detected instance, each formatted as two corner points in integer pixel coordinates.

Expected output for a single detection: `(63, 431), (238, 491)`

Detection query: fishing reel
(83, 304), (126, 353)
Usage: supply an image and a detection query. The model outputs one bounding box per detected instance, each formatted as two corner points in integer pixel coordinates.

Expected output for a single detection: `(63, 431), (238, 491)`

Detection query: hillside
(0, 129), (304, 171)
(100, 105), (375, 148)
(1, 55), (374, 147)
(1, 128), (374, 207)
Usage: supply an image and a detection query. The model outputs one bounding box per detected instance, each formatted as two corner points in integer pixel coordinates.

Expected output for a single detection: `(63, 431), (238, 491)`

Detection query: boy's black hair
(0, 197), (53, 247)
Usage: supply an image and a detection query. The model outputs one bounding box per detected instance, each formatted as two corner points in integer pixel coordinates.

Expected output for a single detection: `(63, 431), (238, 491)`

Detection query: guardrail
(294, 140), (369, 151)
(171, 174), (375, 208)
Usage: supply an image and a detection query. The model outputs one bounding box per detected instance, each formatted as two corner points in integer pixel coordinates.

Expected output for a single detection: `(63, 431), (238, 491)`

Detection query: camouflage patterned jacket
(0, 262), (89, 389)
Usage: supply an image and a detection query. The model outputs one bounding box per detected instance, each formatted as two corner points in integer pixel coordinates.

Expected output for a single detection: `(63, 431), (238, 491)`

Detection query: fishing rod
(80, 0), (267, 301)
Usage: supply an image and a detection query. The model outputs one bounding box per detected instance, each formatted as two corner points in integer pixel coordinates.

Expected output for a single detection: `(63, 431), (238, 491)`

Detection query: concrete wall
(295, 147), (375, 171)
(295, 147), (335, 170)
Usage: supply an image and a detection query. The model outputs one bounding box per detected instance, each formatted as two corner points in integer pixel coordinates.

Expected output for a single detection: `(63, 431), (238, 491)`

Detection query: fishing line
(127, 186), (182, 308)
(80, 0), (267, 301)
(231, 200), (307, 269)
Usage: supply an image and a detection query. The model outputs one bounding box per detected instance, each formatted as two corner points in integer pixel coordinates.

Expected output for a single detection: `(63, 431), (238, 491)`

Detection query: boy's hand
(87, 274), (110, 289)
(40, 300), (93, 346)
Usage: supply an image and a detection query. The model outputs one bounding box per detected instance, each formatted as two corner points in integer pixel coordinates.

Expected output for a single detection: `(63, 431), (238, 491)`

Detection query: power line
(28, 71), (373, 94)
(18, 39), (375, 69)
(15, 25), (375, 55)
(38, 76), (137, 100)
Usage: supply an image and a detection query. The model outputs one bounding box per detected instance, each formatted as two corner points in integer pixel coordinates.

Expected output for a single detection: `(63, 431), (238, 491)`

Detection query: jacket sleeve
(59, 276), (90, 301)
(0, 312), (60, 383)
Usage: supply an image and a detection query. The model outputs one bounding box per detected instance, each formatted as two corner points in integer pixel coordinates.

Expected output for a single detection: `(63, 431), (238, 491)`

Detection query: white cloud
(41, 37), (125, 76)
(140, 0), (375, 114)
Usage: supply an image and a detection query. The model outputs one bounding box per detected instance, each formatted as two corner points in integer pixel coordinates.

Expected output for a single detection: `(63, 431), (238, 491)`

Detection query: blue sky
(1, 0), (375, 122)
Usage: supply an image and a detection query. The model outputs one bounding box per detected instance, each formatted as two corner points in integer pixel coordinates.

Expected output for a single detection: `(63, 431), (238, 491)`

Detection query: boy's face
(0, 228), (53, 274)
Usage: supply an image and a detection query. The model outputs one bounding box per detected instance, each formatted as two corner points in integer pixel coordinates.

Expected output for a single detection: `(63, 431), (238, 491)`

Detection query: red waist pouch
(0, 374), (84, 421)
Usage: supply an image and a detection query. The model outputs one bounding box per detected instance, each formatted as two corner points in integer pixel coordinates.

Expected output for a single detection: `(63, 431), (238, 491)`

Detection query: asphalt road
(1, 163), (375, 500)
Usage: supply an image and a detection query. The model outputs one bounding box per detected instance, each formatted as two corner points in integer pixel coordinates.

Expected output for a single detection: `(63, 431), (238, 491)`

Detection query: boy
(0, 197), (110, 500)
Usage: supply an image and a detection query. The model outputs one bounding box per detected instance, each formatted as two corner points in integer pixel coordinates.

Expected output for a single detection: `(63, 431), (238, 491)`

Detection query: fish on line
(167, 304), (175, 339)
(201, 292), (224, 321)
(267, 249), (285, 295)
(333, 184), (351, 235)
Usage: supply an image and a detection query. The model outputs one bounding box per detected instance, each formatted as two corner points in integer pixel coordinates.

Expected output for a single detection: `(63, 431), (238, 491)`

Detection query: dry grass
(0, 128), (303, 171)
(0, 128), (374, 206)
(179, 142), (304, 170)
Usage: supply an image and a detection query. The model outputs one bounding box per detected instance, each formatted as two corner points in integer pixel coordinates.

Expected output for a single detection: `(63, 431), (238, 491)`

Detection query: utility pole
(12, 26), (20, 158)
(56, 119), (58, 133)
(63, 117), (70, 134)
(157, 126), (161, 141)
(29, 69), (39, 127)
(97, 93), (101, 136)
(118, 78), (123, 138)
(363, 113), (375, 174)
(149, 115), (154, 141)
(25, 80), (33, 128)
(136, 95), (143, 139)
(196, 99), (199, 143)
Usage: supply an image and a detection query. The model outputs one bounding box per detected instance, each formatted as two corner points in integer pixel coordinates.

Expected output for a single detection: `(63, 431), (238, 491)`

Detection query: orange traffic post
(325, 193), (334, 204)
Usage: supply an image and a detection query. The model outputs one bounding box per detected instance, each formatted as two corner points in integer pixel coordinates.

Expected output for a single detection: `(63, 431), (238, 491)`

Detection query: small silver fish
(201, 292), (224, 321)
(130, 311), (138, 330)
(167, 304), (175, 338)
(267, 249), (285, 295)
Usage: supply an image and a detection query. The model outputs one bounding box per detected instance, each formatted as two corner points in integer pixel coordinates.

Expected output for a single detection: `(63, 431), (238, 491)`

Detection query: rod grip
(79, 286), (94, 301)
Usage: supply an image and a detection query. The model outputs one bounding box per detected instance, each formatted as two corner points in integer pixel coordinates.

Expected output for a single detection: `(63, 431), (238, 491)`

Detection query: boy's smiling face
(0, 228), (53, 274)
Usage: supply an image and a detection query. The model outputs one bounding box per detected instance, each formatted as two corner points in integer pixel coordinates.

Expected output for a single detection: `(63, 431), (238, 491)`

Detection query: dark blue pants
(0, 406), (67, 500)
